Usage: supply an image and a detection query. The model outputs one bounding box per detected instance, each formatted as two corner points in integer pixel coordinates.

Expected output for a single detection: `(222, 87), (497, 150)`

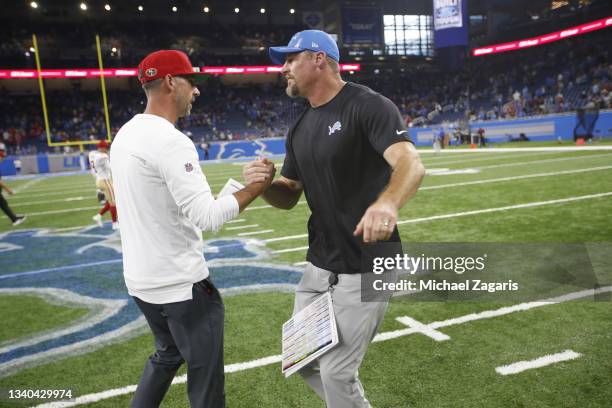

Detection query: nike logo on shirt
(396, 130), (408, 135)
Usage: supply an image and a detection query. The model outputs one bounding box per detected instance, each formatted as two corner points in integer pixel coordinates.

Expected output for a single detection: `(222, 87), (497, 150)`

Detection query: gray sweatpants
(294, 263), (392, 408)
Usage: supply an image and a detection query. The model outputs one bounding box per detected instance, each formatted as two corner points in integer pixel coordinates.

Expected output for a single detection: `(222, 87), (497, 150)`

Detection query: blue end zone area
(0, 228), (302, 376)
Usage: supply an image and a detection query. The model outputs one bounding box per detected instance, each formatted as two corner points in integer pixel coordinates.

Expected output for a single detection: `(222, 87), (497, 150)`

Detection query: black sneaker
(12, 216), (26, 226)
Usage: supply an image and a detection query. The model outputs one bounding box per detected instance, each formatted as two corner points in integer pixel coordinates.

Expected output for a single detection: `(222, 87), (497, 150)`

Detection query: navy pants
(131, 278), (225, 408)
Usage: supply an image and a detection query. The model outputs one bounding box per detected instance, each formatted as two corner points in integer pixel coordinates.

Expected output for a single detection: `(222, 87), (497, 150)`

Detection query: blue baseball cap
(269, 30), (340, 65)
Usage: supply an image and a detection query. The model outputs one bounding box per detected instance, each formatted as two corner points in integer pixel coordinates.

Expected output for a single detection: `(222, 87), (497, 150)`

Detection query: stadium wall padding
(411, 110), (612, 145)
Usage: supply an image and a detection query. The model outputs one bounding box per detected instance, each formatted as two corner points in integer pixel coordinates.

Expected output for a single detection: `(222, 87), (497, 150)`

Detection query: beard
(178, 99), (193, 118)
(285, 81), (300, 99)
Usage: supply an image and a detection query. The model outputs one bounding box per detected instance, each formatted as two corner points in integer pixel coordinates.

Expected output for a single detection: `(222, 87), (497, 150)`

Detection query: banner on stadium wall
(341, 7), (382, 45)
(433, 0), (468, 49)
(303, 12), (324, 30)
(433, 0), (463, 30)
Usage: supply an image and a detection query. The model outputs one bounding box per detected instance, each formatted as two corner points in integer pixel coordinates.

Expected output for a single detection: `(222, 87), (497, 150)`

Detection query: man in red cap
(90, 139), (118, 229)
(111, 50), (274, 408)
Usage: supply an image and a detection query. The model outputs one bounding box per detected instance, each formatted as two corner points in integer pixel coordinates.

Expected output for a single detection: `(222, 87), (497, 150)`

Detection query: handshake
(242, 157), (276, 190)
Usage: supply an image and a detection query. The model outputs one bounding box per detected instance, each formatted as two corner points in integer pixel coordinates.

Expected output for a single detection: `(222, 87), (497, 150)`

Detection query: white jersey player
(90, 140), (118, 229)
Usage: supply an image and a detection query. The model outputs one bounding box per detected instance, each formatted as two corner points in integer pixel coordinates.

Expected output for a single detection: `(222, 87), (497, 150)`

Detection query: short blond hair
(326, 56), (340, 74)
(304, 51), (340, 74)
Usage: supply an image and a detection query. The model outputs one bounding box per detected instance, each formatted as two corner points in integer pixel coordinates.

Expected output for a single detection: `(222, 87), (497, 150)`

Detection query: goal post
(32, 33), (112, 152)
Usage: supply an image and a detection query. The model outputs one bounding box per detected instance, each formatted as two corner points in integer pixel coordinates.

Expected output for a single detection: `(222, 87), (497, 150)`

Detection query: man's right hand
(243, 158), (276, 186)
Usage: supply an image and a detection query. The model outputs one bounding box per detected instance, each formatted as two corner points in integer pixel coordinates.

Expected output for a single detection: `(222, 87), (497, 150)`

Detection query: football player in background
(90, 140), (118, 229)
(0, 143), (26, 226)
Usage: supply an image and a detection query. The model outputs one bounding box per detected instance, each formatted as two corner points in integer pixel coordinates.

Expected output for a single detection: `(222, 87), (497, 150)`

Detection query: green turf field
(0, 148), (611, 407)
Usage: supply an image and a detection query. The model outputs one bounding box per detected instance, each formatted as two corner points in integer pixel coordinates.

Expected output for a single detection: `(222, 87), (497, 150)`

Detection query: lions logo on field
(0, 226), (303, 378)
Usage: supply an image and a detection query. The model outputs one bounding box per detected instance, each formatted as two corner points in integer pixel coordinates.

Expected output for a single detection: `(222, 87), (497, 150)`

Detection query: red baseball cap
(137, 50), (206, 84)
(97, 140), (110, 149)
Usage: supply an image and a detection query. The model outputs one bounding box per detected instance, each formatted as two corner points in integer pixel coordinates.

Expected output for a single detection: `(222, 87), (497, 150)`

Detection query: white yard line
(9, 188), (95, 201)
(237, 229), (275, 236)
(225, 224), (259, 231)
(14, 182), (93, 193)
(24, 206), (100, 217)
(226, 219), (246, 224)
(271, 246), (309, 254)
(421, 151), (559, 167)
(396, 191), (612, 225)
(34, 285), (612, 407)
(475, 152), (612, 170)
(420, 165), (612, 191)
(376, 286), (611, 342)
(495, 350), (582, 376)
(264, 191), (612, 248)
(12, 178), (44, 193)
(9, 196), (90, 207)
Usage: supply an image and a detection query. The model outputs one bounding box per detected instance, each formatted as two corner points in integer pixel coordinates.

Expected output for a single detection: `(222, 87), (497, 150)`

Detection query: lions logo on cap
(145, 68), (157, 77)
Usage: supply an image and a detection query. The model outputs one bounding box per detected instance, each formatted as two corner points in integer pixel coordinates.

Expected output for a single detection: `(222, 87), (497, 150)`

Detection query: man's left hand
(353, 200), (397, 243)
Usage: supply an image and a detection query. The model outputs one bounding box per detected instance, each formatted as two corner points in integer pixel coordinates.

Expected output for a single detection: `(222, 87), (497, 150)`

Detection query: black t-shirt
(281, 82), (412, 274)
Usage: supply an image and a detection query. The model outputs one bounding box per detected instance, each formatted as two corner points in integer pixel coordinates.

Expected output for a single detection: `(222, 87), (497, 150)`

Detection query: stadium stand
(1, 0), (610, 154)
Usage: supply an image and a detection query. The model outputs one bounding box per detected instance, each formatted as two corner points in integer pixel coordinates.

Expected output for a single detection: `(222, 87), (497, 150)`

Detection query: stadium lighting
(29, 46), (35, 52)
(260, 8), (266, 14)
(111, 47), (117, 52)
(138, 5), (143, 12)
(25, 51), (31, 57)
(80, 3), (87, 11)
(30, 1), (38, 9)
(234, 7), (240, 13)
(104, 4), (111, 11)
(290, 8), (295, 14)
(203, 6), (210, 13)
(172, 6), (177, 12)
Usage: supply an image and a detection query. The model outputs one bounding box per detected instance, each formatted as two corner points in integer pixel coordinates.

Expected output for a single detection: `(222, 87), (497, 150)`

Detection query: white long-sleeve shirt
(111, 114), (239, 304)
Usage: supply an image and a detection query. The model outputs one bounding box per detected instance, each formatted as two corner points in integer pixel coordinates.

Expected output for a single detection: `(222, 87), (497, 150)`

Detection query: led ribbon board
(472, 16), (612, 57)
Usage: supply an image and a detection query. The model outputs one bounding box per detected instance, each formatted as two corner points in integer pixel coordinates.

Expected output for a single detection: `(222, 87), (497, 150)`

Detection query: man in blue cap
(244, 30), (425, 407)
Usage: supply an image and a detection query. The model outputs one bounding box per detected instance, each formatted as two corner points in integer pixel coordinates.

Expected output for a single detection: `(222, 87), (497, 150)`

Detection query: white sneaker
(12, 216), (26, 226)
(92, 214), (103, 227)
(112, 222), (119, 230)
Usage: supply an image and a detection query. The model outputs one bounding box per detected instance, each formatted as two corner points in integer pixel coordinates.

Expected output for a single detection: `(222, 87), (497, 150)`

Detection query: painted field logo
(0, 227), (302, 378)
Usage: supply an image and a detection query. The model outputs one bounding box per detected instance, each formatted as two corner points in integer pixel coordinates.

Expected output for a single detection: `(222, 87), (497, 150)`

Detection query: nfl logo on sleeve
(185, 163), (194, 172)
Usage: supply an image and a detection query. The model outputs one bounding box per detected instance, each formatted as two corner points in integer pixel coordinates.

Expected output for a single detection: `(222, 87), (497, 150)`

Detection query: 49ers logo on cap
(145, 68), (157, 77)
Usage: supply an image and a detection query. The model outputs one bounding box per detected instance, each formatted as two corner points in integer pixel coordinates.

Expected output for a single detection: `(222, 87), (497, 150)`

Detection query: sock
(99, 202), (110, 216)
(110, 206), (117, 222)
